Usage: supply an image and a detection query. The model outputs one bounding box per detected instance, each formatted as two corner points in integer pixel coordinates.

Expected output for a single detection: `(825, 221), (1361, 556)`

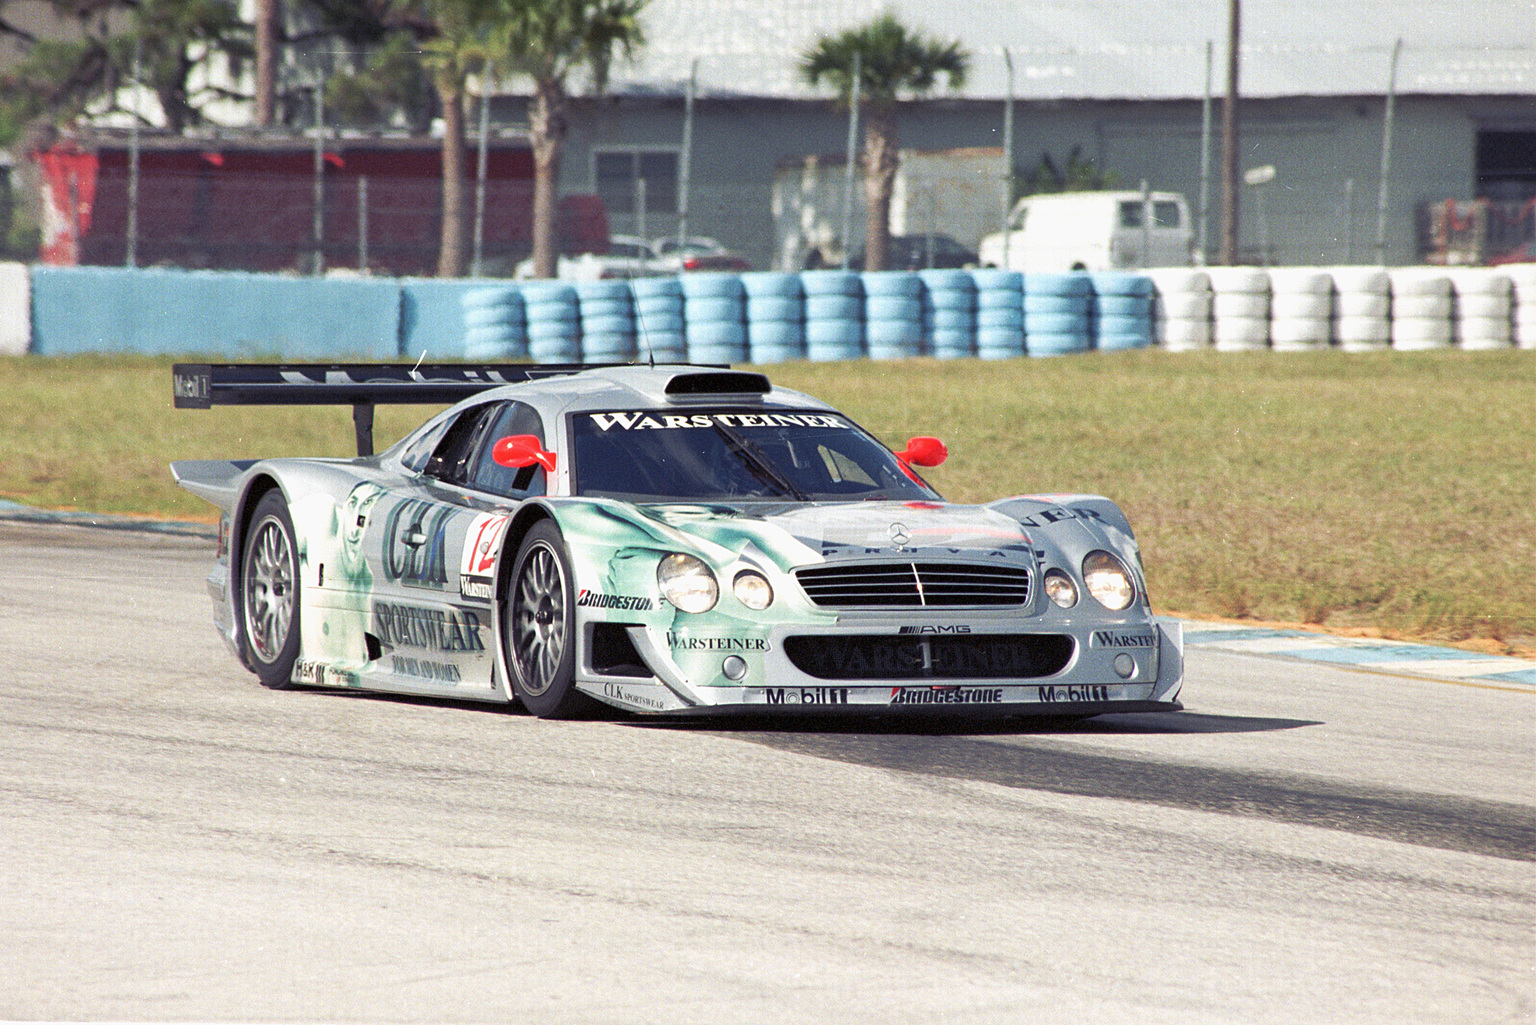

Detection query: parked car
(978, 191), (1194, 271)
(650, 236), (752, 273)
(846, 234), (978, 271)
(514, 235), (671, 280)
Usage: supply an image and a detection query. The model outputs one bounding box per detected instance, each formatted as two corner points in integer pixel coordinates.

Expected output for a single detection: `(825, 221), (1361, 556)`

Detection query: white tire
(1212, 292), (1270, 318)
(1213, 316), (1270, 350)
(1266, 268), (1332, 295)
(1334, 291), (1390, 318)
(1446, 269), (1512, 297)
(1158, 318), (1212, 349)
(1390, 271), (1451, 297)
(1504, 263), (1536, 300)
(1454, 293), (1512, 319)
(1145, 268), (1212, 294)
(1206, 267), (1270, 293)
(1335, 315), (1391, 351)
(1271, 292), (1333, 319)
(1455, 315), (1512, 346)
(1328, 266), (1390, 294)
(1391, 317), (1452, 349)
(1391, 294), (1452, 319)
(1156, 291), (1213, 319)
(1269, 317), (1332, 348)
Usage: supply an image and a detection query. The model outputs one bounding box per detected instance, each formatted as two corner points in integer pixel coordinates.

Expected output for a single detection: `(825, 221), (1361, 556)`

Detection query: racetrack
(2, 520), (1531, 1024)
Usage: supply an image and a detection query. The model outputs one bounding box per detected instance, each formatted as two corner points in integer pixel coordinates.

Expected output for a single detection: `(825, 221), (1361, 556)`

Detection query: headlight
(732, 571), (774, 610)
(1082, 551), (1136, 611)
(1043, 569), (1078, 608)
(658, 553), (718, 613)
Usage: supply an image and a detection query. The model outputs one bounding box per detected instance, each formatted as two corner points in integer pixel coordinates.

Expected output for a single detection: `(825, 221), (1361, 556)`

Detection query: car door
(363, 400), (551, 697)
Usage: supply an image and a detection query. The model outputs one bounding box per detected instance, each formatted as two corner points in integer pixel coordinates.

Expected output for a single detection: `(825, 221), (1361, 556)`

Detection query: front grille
(794, 562), (1031, 608)
(784, 633), (1074, 680)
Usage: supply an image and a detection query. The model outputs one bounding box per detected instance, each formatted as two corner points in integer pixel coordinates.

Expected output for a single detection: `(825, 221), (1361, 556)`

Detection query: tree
(801, 14), (966, 272)
(0, 0), (250, 142)
(490, 0), (645, 279)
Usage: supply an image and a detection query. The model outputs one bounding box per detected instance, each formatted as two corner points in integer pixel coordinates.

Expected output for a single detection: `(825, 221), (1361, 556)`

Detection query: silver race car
(171, 362), (1182, 719)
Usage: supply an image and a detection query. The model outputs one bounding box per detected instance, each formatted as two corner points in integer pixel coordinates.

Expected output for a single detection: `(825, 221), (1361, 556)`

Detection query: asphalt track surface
(2, 520), (1532, 1024)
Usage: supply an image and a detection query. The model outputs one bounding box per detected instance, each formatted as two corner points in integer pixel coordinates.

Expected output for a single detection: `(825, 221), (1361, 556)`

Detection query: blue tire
(684, 297), (745, 323)
(926, 307), (975, 331)
(976, 326), (1025, 357)
(1025, 312), (1091, 335)
(1089, 271), (1154, 297)
(805, 294), (863, 321)
(462, 305), (519, 329)
(929, 328), (975, 359)
(528, 336), (580, 362)
(577, 297), (634, 320)
(740, 272), (802, 297)
(918, 269), (975, 291)
(634, 310), (685, 334)
(687, 342), (748, 364)
(1024, 272), (1092, 296)
(575, 280), (632, 302)
(748, 321), (805, 349)
(977, 307), (1025, 330)
(1095, 313), (1154, 337)
(679, 273), (744, 299)
(805, 320), (863, 348)
(630, 277), (683, 299)
(1026, 332), (1089, 357)
(1093, 294), (1152, 317)
(1024, 294), (1088, 315)
(581, 313), (636, 336)
(635, 295), (684, 319)
(747, 344), (804, 365)
(686, 320), (748, 348)
(865, 295), (922, 322)
(800, 270), (862, 296)
(746, 296), (805, 322)
(524, 299), (579, 325)
(518, 282), (577, 305)
(969, 269), (1024, 292)
(464, 325), (529, 360)
(638, 331), (687, 363)
(860, 271), (922, 297)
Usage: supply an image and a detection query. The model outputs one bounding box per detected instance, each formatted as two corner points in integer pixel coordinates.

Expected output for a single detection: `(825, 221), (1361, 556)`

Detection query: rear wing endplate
(172, 363), (593, 456)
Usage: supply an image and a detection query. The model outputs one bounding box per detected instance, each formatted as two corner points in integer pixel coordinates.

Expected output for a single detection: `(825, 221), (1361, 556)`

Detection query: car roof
(467, 364), (834, 420)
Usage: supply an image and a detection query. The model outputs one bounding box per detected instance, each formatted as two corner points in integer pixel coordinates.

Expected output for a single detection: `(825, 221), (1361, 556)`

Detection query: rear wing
(172, 363), (593, 456)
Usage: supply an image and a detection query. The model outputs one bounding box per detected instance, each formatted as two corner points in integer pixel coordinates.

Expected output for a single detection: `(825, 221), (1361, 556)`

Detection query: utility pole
(1219, 0), (1241, 265)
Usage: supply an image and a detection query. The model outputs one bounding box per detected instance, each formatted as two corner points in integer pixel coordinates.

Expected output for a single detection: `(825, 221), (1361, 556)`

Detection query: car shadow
(633, 709), (1321, 737)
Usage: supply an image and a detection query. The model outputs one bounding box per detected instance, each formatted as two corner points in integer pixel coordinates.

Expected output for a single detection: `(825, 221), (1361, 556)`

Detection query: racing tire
(241, 490), (302, 689)
(506, 521), (591, 719)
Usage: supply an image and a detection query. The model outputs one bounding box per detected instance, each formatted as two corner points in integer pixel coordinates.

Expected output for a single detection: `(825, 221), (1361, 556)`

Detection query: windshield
(571, 407), (941, 503)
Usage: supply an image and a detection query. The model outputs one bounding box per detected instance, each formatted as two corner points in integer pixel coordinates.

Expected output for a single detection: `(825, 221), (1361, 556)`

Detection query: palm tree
(419, 0), (499, 276)
(801, 15), (967, 272)
(491, 0), (646, 279)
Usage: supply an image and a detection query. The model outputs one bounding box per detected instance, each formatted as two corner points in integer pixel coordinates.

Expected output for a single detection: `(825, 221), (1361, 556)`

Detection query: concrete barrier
(30, 266), (399, 358)
(0, 262), (30, 355)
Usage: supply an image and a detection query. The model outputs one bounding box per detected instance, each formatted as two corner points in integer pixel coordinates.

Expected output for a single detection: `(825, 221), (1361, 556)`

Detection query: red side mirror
(895, 436), (947, 468)
(492, 435), (557, 473)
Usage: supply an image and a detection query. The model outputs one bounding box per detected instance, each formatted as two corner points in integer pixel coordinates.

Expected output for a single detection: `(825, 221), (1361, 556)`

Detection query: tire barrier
(968, 269), (1025, 359)
(1329, 266), (1391, 353)
(629, 276), (687, 363)
(1145, 268), (1212, 352)
(861, 272), (924, 359)
(20, 264), (1536, 360)
(573, 280), (637, 362)
(520, 281), (581, 362)
(1208, 267), (1271, 352)
(1510, 264), (1536, 350)
(680, 272), (747, 364)
(1445, 269), (1513, 351)
(1020, 272), (1088, 357)
(1388, 270), (1454, 351)
(0, 262), (30, 356)
(1089, 272), (1155, 352)
(459, 285), (528, 360)
(1266, 268), (1333, 353)
(741, 272), (805, 364)
(919, 268), (977, 359)
(800, 270), (864, 360)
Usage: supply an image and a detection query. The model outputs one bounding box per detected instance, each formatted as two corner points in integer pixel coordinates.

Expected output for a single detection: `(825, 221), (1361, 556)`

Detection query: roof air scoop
(664, 371), (772, 397)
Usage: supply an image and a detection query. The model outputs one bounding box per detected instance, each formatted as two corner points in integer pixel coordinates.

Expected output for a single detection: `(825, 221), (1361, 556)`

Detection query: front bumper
(576, 617), (1184, 717)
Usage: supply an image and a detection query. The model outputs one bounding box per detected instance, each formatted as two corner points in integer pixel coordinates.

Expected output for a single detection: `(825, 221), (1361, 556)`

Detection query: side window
(468, 401), (549, 498)
(398, 415), (453, 472)
(1153, 201), (1182, 228)
(423, 403), (501, 486)
(1119, 201), (1144, 228)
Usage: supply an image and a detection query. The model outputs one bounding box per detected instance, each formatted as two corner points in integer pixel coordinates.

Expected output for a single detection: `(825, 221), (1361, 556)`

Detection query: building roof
(585, 0), (1534, 101)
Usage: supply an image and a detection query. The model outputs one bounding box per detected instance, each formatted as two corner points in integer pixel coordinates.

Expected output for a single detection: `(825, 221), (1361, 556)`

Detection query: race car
(171, 362), (1182, 719)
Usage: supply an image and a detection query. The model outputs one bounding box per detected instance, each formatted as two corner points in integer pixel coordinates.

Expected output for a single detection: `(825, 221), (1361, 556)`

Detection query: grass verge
(3, 350), (1532, 653)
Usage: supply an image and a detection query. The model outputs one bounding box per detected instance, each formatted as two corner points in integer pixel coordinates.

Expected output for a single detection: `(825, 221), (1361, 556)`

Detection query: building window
(595, 149), (679, 216)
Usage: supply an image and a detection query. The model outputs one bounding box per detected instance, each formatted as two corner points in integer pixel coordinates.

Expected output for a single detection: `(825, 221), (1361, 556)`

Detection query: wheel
(241, 490), (301, 689)
(506, 521), (590, 719)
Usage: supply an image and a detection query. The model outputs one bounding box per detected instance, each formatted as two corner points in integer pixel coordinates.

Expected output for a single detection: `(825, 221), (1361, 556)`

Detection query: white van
(977, 190), (1193, 271)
